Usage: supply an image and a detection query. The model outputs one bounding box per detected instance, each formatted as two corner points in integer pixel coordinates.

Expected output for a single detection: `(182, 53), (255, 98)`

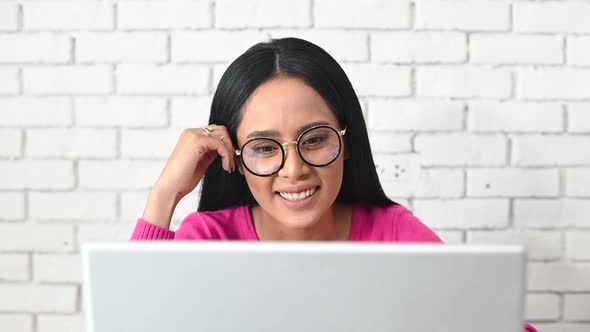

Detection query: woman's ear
(237, 159), (245, 175)
(343, 145), (351, 160)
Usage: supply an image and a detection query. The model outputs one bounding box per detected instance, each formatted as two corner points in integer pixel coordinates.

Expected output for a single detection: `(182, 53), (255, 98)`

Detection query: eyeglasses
(235, 125), (347, 177)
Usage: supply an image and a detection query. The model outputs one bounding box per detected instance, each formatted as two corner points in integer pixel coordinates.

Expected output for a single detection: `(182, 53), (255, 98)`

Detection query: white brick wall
(0, 3), (18, 32)
(416, 67), (511, 98)
(525, 293), (560, 321)
(470, 34), (562, 64)
(1, 0), (589, 330)
(0, 34), (71, 64)
(76, 32), (167, 63)
(415, 134), (506, 166)
(23, 66), (112, 95)
(23, 2), (113, 31)
(216, 0), (310, 28)
(415, 0), (509, 31)
(116, 65), (209, 95)
(514, 2), (590, 33)
(0, 314), (32, 332)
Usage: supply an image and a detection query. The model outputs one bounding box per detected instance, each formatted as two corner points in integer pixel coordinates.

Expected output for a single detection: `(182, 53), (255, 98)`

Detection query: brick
(0, 67), (19, 94)
(469, 102), (563, 132)
(0, 129), (21, 157)
(75, 97), (167, 128)
(528, 262), (590, 291)
(532, 323), (590, 332)
(121, 129), (184, 159)
(342, 64), (411, 96)
(367, 99), (463, 131)
(514, 2), (590, 33)
(26, 129), (116, 158)
(120, 189), (200, 225)
(76, 32), (167, 63)
(37, 315), (85, 332)
(0, 98), (71, 127)
(172, 31), (267, 63)
(315, 0), (409, 28)
(514, 199), (590, 228)
(471, 34), (562, 64)
(415, 134), (506, 166)
(117, 65), (209, 95)
(372, 32), (466, 63)
(0, 161), (74, 190)
(525, 293), (560, 321)
(0, 193), (25, 221)
(0, 284), (77, 312)
(79, 161), (163, 190)
(78, 224), (136, 243)
(467, 168), (559, 197)
(216, 0), (309, 28)
(569, 104), (590, 133)
(0, 224), (74, 252)
(270, 30), (368, 62)
(568, 37), (590, 66)
(412, 199), (509, 229)
(23, 66), (112, 95)
(564, 294), (590, 321)
(0, 3), (18, 31)
(0, 34), (71, 63)
(432, 230), (463, 244)
(467, 230), (561, 260)
(417, 67), (511, 98)
(415, 169), (464, 198)
(566, 168), (590, 197)
(517, 69), (590, 100)
(0, 254), (29, 281)
(513, 135), (590, 166)
(567, 232), (590, 261)
(0, 314), (32, 332)
(416, 0), (509, 31)
(23, 1), (113, 31)
(375, 154), (421, 197)
(33, 255), (81, 282)
(212, 63), (230, 90)
(170, 97), (212, 128)
(118, 0), (210, 30)
(369, 133), (412, 153)
(29, 192), (117, 221)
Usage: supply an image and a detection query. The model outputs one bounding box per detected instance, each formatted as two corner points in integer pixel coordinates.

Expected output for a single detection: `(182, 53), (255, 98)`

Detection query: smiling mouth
(277, 186), (319, 201)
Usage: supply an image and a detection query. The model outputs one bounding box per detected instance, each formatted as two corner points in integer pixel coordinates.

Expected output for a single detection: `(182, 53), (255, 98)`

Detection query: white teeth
(278, 188), (316, 201)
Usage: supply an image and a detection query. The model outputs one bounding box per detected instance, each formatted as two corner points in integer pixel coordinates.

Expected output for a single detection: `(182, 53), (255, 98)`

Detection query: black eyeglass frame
(234, 124), (347, 177)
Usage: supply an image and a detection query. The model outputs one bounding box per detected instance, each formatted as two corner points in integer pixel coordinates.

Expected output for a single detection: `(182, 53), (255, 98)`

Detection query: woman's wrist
(141, 188), (182, 230)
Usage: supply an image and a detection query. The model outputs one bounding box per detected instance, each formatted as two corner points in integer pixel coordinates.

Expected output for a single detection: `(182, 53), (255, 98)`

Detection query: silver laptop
(82, 242), (525, 332)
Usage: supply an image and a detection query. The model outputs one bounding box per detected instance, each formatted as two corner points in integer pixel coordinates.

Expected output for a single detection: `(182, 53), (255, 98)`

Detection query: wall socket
(373, 153), (421, 197)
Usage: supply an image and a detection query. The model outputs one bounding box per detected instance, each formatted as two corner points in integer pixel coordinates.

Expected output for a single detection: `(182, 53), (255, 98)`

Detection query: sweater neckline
(241, 205), (359, 241)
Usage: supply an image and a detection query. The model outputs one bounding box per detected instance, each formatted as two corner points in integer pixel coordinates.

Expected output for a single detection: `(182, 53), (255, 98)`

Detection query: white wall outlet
(373, 153), (421, 198)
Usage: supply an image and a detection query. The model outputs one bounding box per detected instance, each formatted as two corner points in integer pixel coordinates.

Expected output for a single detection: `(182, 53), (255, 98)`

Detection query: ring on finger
(201, 127), (213, 136)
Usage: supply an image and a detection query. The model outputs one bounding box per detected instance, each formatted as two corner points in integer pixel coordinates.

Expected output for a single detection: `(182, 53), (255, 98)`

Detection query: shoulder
(354, 204), (443, 243)
(175, 206), (252, 240)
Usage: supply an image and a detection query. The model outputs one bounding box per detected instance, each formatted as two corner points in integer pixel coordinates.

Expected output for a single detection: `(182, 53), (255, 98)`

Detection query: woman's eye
(253, 145), (278, 154)
(303, 136), (328, 146)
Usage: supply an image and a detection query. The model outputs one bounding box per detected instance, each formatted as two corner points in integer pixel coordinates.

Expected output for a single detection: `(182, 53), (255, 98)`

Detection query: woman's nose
(278, 143), (311, 180)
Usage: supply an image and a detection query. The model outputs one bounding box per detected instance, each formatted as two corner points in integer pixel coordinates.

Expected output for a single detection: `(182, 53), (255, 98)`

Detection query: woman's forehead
(237, 76), (339, 138)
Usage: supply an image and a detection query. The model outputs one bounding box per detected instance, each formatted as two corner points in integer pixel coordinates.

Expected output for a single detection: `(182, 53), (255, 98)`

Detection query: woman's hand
(142, 125), (236, 229)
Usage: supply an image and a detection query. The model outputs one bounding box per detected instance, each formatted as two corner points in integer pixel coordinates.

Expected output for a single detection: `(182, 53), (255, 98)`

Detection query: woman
(130, 37), (536, 332)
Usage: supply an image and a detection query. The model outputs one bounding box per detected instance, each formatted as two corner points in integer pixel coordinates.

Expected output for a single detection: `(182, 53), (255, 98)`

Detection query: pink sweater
(131, 204), (537, 332)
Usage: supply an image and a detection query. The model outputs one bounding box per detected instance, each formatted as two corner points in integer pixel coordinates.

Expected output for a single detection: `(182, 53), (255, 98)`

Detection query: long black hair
(198, 37), (396, 211)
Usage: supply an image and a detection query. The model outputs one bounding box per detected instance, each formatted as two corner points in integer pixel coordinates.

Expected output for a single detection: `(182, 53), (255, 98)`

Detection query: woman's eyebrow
(246, 121), (331, 139)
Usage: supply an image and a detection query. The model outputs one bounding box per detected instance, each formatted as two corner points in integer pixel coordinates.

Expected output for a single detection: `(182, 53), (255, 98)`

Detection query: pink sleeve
(394, 207), (443, 243)
(524, 323), (538, 332)
(130, 219), (175, 240)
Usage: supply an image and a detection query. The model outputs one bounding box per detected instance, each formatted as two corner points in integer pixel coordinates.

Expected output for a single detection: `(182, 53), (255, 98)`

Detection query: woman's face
(236, 75), (345, 230)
